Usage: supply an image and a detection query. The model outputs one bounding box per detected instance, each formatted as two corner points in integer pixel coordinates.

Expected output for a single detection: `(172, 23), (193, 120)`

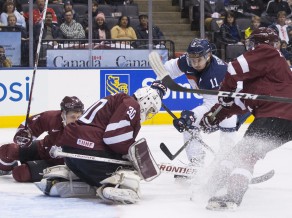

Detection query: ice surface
(1, 125), (292, 218)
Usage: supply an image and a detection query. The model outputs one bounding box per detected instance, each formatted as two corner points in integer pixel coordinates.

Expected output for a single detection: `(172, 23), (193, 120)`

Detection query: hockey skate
(206, 195), (238, 211)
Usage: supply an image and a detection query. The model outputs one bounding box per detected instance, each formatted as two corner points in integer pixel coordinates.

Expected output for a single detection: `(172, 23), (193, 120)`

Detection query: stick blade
(250, 169), (275, 184)
(149, 51), (169, 80)
(160, 143), (175, 160)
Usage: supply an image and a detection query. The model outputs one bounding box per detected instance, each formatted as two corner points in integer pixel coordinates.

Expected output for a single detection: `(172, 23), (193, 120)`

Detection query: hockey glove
(173, 110), (196, 133)
(13, 128), (33, 147)
(150, 80), (167, 99)
(200, 104), (230, 133)
(218, 96), (234, 108)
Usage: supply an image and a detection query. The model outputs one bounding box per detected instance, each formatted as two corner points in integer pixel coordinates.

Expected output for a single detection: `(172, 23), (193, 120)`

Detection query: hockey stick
(50, 146), (132, 165)
(149, 51), (292, 104)
(24, 0), (49, 129)
(50, 146), (274, 184)
(250, 169), (275, 184)
(160, 103), (217, 160)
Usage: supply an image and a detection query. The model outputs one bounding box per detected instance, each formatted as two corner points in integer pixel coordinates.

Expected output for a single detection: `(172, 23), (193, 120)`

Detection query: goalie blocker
(36, 138), (160, 204)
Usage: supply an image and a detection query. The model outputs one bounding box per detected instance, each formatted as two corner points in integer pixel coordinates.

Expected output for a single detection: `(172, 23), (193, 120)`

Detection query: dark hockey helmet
(60, 96), (84, 113)
(246, 27), (279, 50)
(187, 38), (212, 58)
(186, 38), (212, 67)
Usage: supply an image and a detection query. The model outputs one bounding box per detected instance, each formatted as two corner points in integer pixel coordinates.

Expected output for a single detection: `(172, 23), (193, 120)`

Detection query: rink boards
(0, 68), (206, 128)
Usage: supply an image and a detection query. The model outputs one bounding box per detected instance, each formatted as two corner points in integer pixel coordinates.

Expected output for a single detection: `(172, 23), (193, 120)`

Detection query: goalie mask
(245, 27), (280, 50)
(134, 87), (162, 123)
(60, 96), (84, 126)
(186, 38), (212, 69)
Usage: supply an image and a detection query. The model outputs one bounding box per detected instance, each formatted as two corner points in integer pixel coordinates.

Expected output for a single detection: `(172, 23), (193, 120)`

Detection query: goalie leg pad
(35, 179), (96, 198)
(35, 165), (96, 198)
(96, 169), (141, 204)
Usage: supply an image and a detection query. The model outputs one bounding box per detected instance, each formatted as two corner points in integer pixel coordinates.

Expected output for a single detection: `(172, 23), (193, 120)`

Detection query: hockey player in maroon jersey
(35, 83), (165, 204)
(0, 96), (84, 182)
(198, 27), (292, 210)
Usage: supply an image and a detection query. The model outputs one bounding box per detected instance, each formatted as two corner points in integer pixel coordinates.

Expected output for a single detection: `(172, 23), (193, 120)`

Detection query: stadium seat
(130, 17), (139, 29)
(73, 4), (88, 16)
(236, 17), (252, 31)
(116, 4), (139, 18)
(106, 17), (118, 29)
(225, 44), (246, 62)
(99, 4), (116, 17)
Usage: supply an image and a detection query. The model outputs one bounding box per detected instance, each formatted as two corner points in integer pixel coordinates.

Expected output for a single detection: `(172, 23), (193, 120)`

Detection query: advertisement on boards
(99, 69), (203, 111)
(46, 49), (169, 68)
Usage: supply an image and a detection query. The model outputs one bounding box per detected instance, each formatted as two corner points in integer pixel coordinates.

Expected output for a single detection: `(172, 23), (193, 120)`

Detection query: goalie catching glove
(173, 110), (197, 133)
(13, 128), (33, 147)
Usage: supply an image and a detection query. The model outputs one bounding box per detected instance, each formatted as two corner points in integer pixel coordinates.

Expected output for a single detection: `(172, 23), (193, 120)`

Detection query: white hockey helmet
(133, 86), (162, 123)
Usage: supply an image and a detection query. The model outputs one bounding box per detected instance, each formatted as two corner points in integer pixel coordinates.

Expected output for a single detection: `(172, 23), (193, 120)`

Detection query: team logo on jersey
(77, 139), (94, 148)
(105, 75), (129, 95)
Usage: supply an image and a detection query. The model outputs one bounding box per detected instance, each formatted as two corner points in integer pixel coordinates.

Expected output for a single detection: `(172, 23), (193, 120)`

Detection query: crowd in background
(191, 0), (292, 64)
(0, 0), (165, 67)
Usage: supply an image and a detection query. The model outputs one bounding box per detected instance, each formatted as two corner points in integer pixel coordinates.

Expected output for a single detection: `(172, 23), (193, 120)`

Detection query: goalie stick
(49, 146), (273, 184)
(160, 103), (217, 160)
(149, 51), (292, 104)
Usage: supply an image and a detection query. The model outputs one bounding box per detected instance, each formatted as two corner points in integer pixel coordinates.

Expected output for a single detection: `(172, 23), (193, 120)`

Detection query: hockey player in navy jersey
(164, 38), (238, 168)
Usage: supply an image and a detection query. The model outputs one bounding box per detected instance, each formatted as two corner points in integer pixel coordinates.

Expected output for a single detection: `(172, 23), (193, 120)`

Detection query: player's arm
(14, 113), (47, 146)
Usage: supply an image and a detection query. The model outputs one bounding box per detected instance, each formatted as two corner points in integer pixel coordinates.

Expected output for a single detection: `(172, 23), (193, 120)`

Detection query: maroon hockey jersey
(57, 93), (141, 155)
(18, 110), (64, 159)
(221, 44), (292, 120)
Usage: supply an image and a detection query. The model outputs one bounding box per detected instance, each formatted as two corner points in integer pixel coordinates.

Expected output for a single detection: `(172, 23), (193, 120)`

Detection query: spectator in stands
(218, 11), (242, 59)
(92, 12), (111, 40)
(34, 11), (63, 48)
(279, 40), (292, 66)
(82, 0), (99, 33)
(0, 1), (25, 28)
(265, 0), (291, 24)
(219, 11), (242, 44)
(135, 14), (165, 48)
(243, 0), (265, 17)
(7, 14), (29, 66)
(60, 10), (85, 39)
(0, 45), (12, 67)
(6, 0), (23, 14)
(111, 15), (137, 43)
(0, 0), (23, 15)
(269, 11), (292, 44)
(59, 0), (80, 25)
(244, 15), (261, 39)
(23, 0), (58, 25)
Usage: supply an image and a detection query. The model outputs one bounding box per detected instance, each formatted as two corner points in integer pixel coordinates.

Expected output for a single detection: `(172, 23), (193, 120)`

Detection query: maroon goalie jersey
(57, 93), (141, 155)
(221, 44), (292, 120)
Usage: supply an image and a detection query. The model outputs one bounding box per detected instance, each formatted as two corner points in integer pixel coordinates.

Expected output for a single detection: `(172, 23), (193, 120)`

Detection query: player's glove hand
(218, 96), (234, 108)
(13, 128), (33, 147)
(200, 104), (230, 133)
(150, 80), (167, 99)
(173, 110), (196, 133)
